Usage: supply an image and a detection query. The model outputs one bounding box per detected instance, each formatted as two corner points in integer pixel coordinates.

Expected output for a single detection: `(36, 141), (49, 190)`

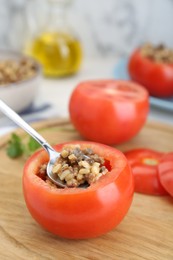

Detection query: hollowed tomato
(124, 148), (168, 195)
(69, 80), (149, 145)
(128, 48), (173, 97)
(23, 141), (134, 239)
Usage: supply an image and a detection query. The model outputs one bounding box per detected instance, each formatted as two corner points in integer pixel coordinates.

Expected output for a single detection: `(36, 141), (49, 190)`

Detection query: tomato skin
(158, 152), (173, 197)
(23, 141), (134, 239)
(69, 80), (149, 145)
(128, 49), (173, 97)
(124, 148), (168, 195)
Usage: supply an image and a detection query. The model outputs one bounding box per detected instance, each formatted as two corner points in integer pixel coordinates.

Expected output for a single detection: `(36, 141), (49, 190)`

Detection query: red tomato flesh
(23, 141), (134, 239)
(124, 148), (168, 195)
(128, 49), (173, 97)
(69, 80), (149, 145)
(158, 152), (173, 197)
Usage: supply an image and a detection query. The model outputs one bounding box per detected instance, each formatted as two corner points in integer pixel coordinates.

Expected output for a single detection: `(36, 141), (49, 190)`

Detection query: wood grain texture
(0, 119), (173, 260)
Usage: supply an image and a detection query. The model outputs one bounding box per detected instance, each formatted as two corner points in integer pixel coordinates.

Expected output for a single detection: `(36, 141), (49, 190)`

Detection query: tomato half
(158, 152), (173, 197)
(124, 148), (168, 195)
(23, 141), (134, 239)
(69, 80), (149, 145)
(128, 49), (173, 97)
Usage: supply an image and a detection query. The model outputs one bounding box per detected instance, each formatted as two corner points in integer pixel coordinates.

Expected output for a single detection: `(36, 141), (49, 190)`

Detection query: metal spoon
(0, 99), (66, 188)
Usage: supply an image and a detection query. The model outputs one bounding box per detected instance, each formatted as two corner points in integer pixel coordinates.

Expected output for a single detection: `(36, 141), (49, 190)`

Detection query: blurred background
(0, 0), (173, 133)
(0, 0), (173, 58)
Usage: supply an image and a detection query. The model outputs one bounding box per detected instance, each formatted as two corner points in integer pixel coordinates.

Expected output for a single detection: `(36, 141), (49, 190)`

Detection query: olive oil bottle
(25, 0), (82, 77)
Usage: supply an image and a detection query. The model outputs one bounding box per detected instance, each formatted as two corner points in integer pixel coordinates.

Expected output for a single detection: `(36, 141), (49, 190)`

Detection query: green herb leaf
(6, 134), (41, 159)
(27, 137), (41, 153)
(6, 133), (24, 158)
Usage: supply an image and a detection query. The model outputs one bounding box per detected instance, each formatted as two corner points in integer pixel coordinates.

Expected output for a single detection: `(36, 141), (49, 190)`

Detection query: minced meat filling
(38, 145), (108, 188)
(141, 43), (173, 64)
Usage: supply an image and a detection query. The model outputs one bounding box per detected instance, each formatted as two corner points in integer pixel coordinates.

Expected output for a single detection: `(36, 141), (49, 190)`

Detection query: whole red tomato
(128, 49), (173, 97)
(124, 148), (167, 195)
(23, 141), (134, 239)
(69, 80), (149, 145)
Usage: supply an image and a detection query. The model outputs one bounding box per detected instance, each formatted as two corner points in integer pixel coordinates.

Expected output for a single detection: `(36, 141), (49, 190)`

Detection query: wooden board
(0, 118), (173, 260)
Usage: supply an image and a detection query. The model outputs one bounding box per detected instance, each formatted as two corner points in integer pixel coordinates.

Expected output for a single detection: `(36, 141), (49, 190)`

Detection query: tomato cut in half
(124, 148), (168, 195)
(23, 141), (134, 239)
(128, 48), (173, 97)
(158, 152), (173, 197)
(69, 80), (149, 145)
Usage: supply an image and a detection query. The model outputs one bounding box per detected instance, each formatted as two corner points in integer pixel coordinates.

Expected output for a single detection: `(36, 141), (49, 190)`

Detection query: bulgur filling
(141, 43), (173, 64)
(0, 58), (37, 85)
(38, 145), (108, 188)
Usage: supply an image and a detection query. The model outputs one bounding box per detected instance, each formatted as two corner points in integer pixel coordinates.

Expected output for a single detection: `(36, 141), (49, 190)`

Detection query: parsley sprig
(7, 133), (41, 159)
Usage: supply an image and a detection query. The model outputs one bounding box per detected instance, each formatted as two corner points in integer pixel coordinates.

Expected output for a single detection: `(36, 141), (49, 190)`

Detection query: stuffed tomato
(23, 141), (134, 239)
(128, 43), (173, 97)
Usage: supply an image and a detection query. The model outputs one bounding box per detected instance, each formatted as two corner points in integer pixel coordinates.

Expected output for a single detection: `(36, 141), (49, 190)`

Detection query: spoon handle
(0, 99), (54, 152)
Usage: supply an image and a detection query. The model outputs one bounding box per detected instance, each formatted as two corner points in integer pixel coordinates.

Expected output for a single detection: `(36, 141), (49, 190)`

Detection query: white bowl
(0, 51), (42, 115)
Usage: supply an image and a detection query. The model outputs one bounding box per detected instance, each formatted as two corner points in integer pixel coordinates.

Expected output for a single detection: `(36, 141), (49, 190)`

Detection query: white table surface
(0, 58), (173, 136)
